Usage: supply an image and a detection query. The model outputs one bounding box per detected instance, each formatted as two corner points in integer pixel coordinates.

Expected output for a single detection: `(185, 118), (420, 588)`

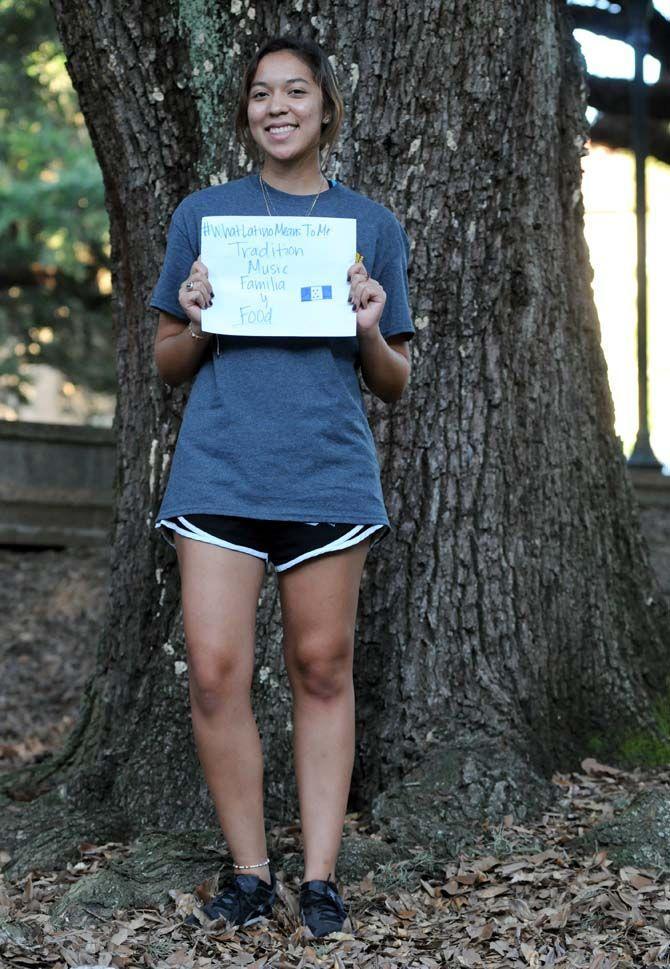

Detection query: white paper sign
(200, 216), (357, 337)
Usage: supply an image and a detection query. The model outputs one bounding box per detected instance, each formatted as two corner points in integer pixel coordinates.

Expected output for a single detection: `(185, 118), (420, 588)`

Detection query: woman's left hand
(347, 262), (385, 337)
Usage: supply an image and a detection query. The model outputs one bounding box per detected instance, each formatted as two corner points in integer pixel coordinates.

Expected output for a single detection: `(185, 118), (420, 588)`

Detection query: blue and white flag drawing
(301, 285), (333, 302)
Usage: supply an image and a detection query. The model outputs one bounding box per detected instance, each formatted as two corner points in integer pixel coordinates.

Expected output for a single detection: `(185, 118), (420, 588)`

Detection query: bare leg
(278, 539), (370, 882)
(175, 533), (271, 884)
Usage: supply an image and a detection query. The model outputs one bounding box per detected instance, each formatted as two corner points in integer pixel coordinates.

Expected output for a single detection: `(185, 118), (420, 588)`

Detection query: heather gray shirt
(149, 172), (414, 530)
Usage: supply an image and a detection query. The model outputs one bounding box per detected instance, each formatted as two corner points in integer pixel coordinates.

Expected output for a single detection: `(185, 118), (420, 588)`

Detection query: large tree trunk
(3, 0), (668, 886)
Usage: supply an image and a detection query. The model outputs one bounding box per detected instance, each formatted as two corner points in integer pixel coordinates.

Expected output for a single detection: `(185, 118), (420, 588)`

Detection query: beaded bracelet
(233, 857), (270, 870)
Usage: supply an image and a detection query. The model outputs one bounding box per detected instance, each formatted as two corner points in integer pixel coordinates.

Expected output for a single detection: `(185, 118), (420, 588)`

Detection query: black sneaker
(184, 870), (276, 928)
(299, 875), (348, 938)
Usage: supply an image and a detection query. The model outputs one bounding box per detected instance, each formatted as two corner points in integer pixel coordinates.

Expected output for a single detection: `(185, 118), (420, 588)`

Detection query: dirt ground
(0, 543), (109, 766)
(0, 503), (669, 967)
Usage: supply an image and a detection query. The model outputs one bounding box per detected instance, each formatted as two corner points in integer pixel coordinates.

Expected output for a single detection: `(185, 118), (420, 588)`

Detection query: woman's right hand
(178, 256), (213, 329)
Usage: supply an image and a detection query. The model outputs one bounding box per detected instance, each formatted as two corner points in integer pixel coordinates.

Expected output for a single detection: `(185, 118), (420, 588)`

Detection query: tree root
(567, 786), (670, 870)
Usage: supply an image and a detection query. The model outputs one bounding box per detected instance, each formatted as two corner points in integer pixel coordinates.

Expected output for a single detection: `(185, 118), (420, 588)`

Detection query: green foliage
(587, 680), (670, 768)
(585, 735), (606, 754)
(0, 0), (114, 418)
(618, 691), (670, 766)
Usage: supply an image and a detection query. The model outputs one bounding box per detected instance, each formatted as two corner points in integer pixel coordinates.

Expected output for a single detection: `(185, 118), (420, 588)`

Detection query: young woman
(150, 35), (414, 939)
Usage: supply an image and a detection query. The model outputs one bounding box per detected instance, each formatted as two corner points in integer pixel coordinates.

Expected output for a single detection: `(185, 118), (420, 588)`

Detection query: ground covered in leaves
(1, 498), (669, 967)
(2, 760), (670, 967)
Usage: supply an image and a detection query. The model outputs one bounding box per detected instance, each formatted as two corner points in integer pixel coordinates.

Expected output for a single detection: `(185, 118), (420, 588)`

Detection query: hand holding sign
(200, 216), (357, 338)
(348, 259), (386, 338)
(178, 257), (213, 329)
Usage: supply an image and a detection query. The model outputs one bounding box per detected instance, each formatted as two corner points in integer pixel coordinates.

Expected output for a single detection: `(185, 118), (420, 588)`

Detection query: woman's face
(247, 51), (327, 163)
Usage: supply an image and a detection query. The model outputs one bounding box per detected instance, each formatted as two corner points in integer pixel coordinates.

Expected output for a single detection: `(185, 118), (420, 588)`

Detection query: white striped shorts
(156, 514), (390, 573)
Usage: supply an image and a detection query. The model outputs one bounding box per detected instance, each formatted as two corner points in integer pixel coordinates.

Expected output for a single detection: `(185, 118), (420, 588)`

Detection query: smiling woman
(149, 33), (415, 941)
(247, 60), (328, 164)
(234, 37), (344, 195)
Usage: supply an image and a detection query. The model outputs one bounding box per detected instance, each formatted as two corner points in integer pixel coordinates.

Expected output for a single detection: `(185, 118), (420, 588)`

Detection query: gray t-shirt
(149, 172), (414, 531)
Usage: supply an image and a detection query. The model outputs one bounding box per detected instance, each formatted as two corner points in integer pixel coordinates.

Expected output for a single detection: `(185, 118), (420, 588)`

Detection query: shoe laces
(204, 878), (241, 917)
(301, 874), (346, 921)
(205, 872), (272, 921)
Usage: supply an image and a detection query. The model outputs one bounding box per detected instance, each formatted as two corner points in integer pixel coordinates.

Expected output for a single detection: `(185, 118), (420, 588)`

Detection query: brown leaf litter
(1, 759), (670, 968)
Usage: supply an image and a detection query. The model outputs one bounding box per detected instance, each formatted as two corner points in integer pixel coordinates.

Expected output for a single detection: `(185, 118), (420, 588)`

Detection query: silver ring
(185, 280), (194, 291)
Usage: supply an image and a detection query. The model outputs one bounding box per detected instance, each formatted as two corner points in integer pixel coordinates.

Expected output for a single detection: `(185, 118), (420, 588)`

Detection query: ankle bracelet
(233, 857), (270, 870)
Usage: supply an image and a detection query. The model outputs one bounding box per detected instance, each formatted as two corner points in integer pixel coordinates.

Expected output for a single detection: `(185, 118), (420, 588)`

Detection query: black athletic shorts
(156, 515), (390, 573)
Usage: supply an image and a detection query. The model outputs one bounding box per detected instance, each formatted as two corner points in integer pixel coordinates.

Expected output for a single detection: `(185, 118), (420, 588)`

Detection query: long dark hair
(234, 35), (344, 172)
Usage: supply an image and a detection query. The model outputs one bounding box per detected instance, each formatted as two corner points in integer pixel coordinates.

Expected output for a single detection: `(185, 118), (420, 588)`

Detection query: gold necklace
(259, 173), (327, 217)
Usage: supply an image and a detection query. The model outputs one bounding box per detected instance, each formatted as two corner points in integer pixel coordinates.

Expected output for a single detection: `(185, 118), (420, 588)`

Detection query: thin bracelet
(233, 857), (270, 870)
(188, 321), (204, 340)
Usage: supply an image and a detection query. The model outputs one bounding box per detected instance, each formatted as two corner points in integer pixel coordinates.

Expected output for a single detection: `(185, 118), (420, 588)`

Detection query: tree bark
(3, 0), (668, 882)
